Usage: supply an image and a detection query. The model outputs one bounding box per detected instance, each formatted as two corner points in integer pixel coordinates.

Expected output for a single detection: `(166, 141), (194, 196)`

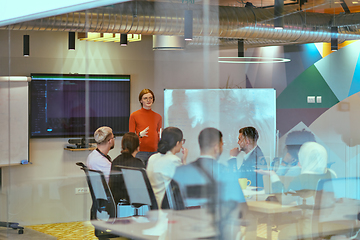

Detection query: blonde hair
(94, 126), (113, 144)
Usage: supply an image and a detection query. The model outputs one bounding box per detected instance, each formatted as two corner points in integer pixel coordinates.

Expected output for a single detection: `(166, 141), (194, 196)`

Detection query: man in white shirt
(86, 126), (115, 183)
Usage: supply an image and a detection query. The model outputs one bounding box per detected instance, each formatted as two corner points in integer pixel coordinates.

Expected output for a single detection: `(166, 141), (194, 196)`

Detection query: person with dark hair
(129, 88), (162, 167)
(172, 128), (247, 240)
(146, 127), (188, 207)
(276, 130), (316, 176)
(109, 132), (145, 204)
(86, 126), (115, 183)
(228, 126), (267, 187)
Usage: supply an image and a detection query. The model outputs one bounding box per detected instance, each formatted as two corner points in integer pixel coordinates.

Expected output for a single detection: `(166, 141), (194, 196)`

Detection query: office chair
(76, 162), (118, 240)
(168, 162), (248, 240)
(163, 180), (186, 210)
(113, 165), (158, 216)
(0, 222), (24, 234)
(311, 177), (360, 239)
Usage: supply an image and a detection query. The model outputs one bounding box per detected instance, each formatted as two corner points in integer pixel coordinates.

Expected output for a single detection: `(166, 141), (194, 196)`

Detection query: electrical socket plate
(75, 187), (89, 194)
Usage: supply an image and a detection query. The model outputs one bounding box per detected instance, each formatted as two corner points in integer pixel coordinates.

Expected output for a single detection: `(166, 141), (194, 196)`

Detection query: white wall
(0, 30), (245, 225)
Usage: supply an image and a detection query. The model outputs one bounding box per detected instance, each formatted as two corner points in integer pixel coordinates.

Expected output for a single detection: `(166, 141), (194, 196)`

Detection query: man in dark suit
(228, 126), (267, 187)
(172, 128), (247, 240)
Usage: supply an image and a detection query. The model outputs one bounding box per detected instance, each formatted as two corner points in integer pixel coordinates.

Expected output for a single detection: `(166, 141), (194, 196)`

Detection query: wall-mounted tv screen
(30, 74), (130, 138)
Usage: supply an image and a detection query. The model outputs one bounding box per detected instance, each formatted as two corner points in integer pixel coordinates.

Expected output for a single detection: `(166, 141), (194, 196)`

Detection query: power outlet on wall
(75, 187), (89, 194)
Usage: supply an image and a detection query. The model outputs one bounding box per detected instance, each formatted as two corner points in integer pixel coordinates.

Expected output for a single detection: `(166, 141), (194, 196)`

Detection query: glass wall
(1, 0), (360, 239)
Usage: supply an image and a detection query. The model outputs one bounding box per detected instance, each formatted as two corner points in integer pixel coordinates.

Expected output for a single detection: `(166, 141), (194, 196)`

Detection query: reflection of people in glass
(109, 132), (144, 204)
(146, 127), (188, 208)
(276, 130), (316, 177)
(259, 142), (335, 240)
(228, 126), (267, 187)
(129, 89), (162, 167)
(172, 128), (247, 240)
(166, 90), (190, 128)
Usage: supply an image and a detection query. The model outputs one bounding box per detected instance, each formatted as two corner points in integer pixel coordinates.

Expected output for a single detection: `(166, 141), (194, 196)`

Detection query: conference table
(92, 208), (216, 240)
(91, 187), (359, 240)
(92, 187), (299, 240)
(243, 186), (301, 240)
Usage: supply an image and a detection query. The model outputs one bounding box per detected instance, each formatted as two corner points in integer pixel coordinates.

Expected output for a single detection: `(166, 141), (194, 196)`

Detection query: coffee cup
(238, 178), (251, 189)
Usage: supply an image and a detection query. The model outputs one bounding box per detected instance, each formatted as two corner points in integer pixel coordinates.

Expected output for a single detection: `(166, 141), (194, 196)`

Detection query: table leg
(267, 215), (273, 240)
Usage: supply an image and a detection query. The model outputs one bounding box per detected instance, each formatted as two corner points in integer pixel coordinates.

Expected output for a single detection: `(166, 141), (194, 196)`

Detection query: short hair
(285, 130), (316, 161)
(138, 89), (155, 106)
(158, 127), (183, 154)
(239, 126), (259, 142)
(121, 132), (140, 154)
(198, 128), (223, 152)
(94, 126), (113, 144)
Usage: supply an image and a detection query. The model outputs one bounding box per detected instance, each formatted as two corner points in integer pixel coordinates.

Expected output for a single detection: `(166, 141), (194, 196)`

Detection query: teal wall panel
(349, 53), (360, 97)
(314, 41), (360, 101)
(277, 65), (339, 109)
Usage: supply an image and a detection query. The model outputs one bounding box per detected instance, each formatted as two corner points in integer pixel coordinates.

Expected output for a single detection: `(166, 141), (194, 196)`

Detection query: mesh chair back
(85, 169), (116, 223)
(113, 166), (158, 211)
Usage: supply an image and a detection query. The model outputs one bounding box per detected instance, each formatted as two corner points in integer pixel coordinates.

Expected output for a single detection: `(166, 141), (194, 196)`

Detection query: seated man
(172, 127), (247, 240)
(228, 126), (267, 187)
(86, 126), (115, 183)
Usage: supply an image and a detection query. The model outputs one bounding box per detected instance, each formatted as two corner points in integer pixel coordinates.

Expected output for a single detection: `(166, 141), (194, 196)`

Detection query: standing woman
(109, 132), (145, 204)
(129, 89), (162, 167)
(147, 127), (188, 208)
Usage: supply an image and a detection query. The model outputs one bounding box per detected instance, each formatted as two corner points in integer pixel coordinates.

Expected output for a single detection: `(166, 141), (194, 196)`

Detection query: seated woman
(109, 132), (145, 204)
(261, 141), (336, 240)
(146, 127), (188, 208)
(271, 141), (334, 195)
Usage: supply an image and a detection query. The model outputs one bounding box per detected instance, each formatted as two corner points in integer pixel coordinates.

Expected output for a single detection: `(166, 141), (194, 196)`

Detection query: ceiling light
(331, 27), (338, 51)
(68, 32), (75, 50)
(23, 35), (29, 57)
(218, 57), (291, 64)
(153, 35), (184, 50)
(78, 33), (141, 43)
(274, 0), (284, 29)
(238, 39), (244, 57)
(352, 1), (359, 3)
(120, 34), (127, 46)
(184, 10), (193, 41)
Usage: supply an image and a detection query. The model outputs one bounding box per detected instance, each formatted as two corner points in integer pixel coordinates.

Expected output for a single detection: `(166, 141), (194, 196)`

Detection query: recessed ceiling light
(218, 57), (291, 64)
(352, 1), (358, 4)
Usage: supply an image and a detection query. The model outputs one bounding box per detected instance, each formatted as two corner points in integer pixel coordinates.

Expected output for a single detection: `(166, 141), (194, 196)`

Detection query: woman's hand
(181, 147), (188, 164)
(139, 126), (149, 138)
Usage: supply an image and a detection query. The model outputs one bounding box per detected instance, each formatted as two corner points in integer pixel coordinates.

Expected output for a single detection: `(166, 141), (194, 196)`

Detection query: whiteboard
(164, 89), (276, 164)
(0, 77), (29, 166)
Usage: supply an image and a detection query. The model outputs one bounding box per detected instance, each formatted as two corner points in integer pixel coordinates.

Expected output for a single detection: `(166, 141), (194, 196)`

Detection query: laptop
(263, 175), (295, 194)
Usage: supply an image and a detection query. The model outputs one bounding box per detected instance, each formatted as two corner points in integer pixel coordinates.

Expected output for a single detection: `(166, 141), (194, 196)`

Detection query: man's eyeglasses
(108, 135), (115, 141)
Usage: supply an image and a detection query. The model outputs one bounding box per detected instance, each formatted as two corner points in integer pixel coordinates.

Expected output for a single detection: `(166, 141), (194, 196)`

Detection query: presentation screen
(164, 89), (276, 165)
(30, 74), (130, 138)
